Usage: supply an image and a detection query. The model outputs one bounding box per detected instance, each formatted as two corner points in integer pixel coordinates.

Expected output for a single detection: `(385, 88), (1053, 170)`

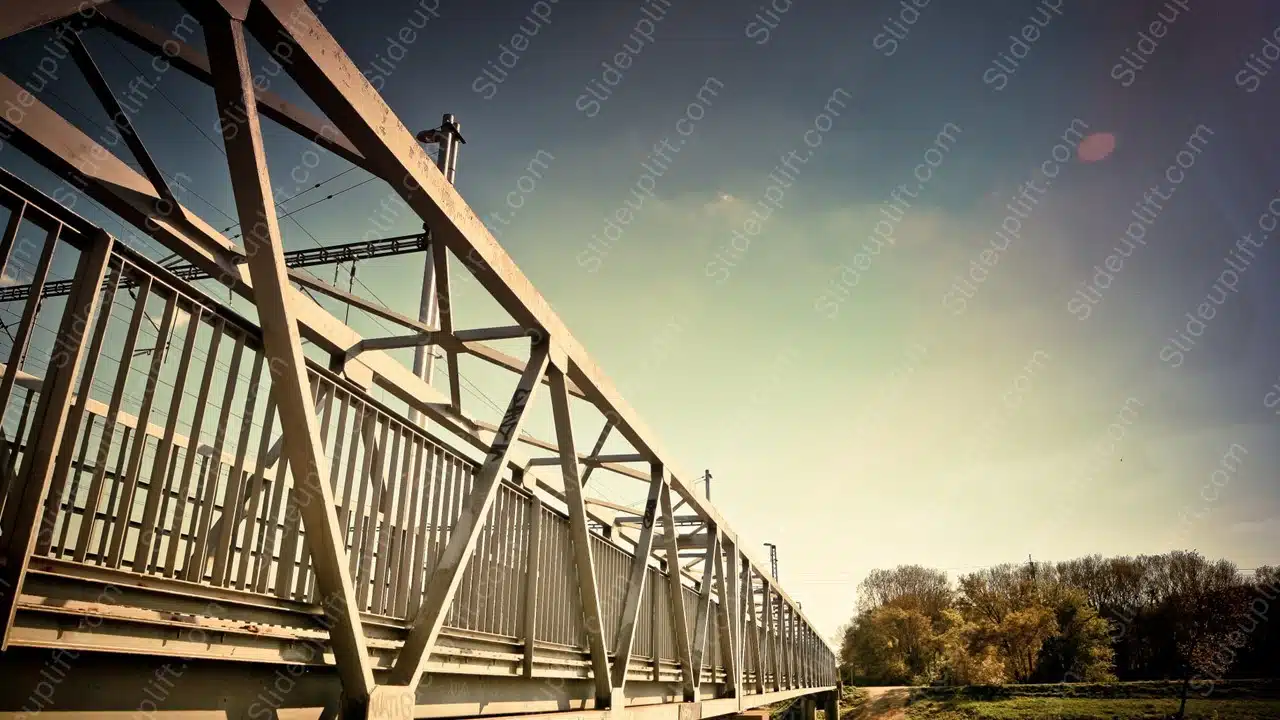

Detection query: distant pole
(410, 114), (463, 426)
(703, 469), (712, 500)
(764, 542), (778, 580)
(344, 261), (356, 325)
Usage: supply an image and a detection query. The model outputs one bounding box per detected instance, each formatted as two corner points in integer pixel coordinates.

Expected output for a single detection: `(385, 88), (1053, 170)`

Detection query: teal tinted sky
(2, 0), (1279, 641)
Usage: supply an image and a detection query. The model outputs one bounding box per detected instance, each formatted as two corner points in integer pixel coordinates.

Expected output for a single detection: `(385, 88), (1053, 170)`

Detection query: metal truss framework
(0, 1), (838, 718)
(0, 231), (429, 303)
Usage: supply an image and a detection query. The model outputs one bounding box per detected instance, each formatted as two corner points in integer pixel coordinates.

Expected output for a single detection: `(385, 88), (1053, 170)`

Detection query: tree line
(837, 551), (1278, 688)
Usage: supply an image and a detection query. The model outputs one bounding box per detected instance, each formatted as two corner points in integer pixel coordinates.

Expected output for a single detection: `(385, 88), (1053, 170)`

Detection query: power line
(165, 171), (237, 225)
(33, 88), (382, 339)
(35, 69), (515, 433)
(222, 167), (358, 234)
(102, 34), (226, 156)
(227, 177), (377, 240)
(40, 88), (236, 243)
(39, 63), (394, 345)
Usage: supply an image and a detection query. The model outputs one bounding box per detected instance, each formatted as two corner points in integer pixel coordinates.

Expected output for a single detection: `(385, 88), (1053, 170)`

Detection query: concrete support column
(824, 690), (840, 720)
(802, 696), (818, 720)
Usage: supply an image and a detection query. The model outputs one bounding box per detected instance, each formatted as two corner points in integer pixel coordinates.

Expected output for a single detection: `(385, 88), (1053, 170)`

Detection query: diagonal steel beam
(713, 538), (738, 696)
(468, 342), (589, 399)
(66, 29), (179, 209)
(691, 527), (719, 688)
(660, 483), (696, 700)
(610, 461), (664, 690)
(0, 0), (112, 40)
(746, 567), (765, 694)
(547, 358), (613, 705)
(389, 340), (549, 689)
(0, 200), (25, 282)
(726, 540), (743, 700)
(89, 3), (370, 172)
(577, 419), (613, 488)
(201, 10), (374, 700)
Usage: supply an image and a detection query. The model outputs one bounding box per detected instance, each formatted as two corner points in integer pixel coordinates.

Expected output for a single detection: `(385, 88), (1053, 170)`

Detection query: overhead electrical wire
(7, 31), (631, 540)
(226, 177), (377, 240)
(32, 34), (533, 441)
(102, 35), (226, 156)
(221, 167), (358, 234)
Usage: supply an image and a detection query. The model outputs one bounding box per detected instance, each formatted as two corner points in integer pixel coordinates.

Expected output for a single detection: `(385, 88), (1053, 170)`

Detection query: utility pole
(343, 261), (355, 325)
(764, 542), (778, 580)
(702, 469), (712, 500)
(411, 114), (465, 426)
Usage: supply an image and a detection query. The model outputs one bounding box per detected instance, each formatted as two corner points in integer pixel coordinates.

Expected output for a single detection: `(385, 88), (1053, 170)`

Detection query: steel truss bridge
(0, 2), (838, 718)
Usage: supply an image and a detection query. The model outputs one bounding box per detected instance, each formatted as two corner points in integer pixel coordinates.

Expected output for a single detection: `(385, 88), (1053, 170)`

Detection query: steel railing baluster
(131, 303), (200, 574)
(211, 350), (265, 586)
(235, 391), (275, 590)
(75, 272), (151, 563)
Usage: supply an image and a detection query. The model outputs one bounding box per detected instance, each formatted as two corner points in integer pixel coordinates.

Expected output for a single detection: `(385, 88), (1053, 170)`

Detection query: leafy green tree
(994, 604), (1058, 682)
(842, 565), (954, 685)
(857, 565), (951, 619)
(1034, 586), (1116, 683)
(838, 552), (1273, 690)
(840, 604), (943, 685)
(936, 608), (1006, 685)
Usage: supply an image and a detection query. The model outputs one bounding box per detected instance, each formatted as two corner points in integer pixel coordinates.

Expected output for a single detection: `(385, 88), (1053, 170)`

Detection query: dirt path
(848, 686), (910, 720)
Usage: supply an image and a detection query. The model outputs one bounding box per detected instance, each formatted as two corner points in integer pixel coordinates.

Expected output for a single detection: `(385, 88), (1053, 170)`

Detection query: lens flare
(1078, 132), (1117, 163)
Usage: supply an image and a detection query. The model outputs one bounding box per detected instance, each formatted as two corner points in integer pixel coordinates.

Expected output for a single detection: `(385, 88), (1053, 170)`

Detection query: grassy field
(908, 679), (1280, 701)
(837, 686), (871, 718)
(834, 679), (1280, 720)
(906, 697), (1280, 719)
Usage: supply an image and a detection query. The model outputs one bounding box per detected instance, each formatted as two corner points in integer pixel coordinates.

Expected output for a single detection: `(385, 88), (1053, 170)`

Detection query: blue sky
(2, 0), (1279, 639)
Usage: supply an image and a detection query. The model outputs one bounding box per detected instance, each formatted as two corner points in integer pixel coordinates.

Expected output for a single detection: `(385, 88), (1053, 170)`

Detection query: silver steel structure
(0, 2), (838, 718)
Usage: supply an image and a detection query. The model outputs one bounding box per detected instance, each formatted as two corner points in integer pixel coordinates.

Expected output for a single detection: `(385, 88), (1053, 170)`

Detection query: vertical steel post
(522, 495), (542, 678)
(410, 114), (458, 427)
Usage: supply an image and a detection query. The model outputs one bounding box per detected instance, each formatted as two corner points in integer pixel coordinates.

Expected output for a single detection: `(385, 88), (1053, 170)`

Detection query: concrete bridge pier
(823, 689), (840, 720)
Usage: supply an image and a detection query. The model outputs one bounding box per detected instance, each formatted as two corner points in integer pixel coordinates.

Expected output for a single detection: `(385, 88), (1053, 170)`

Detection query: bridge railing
(0, 152), (833, 706)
